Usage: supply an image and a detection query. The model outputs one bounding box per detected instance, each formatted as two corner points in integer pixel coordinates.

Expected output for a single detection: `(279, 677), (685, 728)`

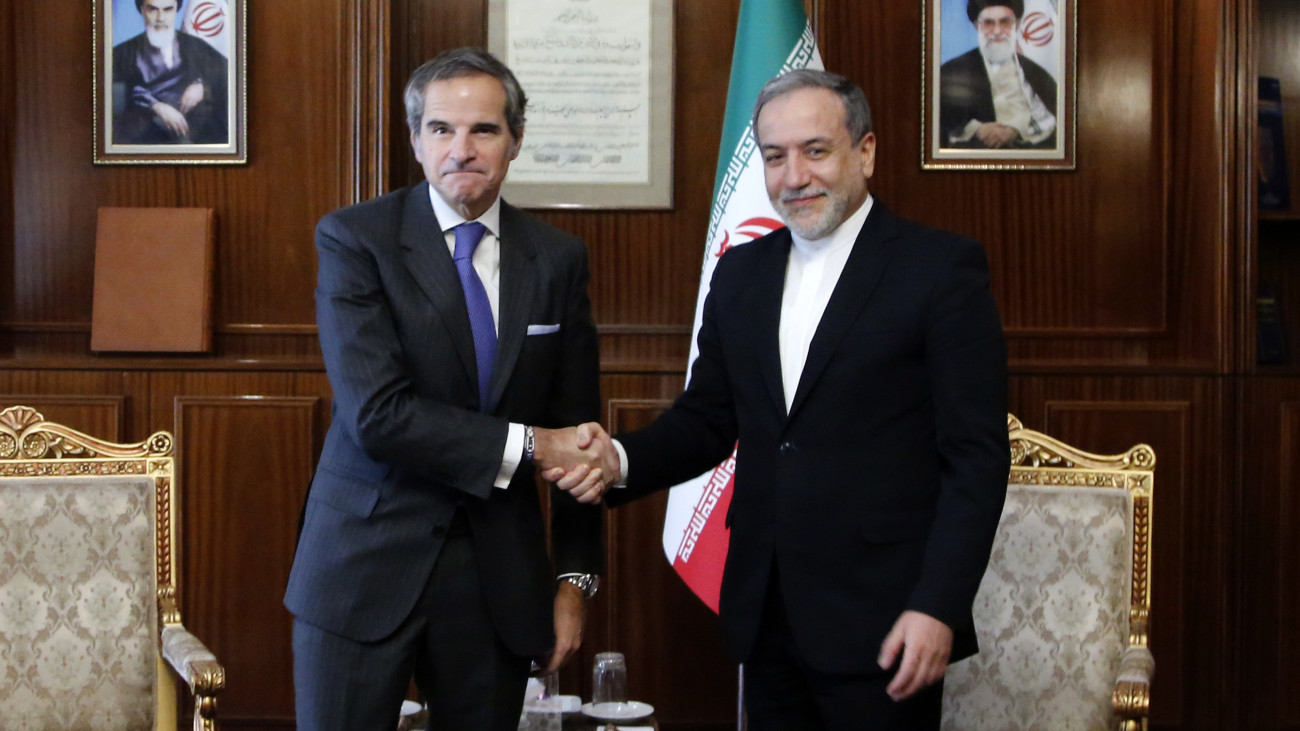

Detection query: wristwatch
(558, 572), (600, 599)
(523, 425), (536, 464)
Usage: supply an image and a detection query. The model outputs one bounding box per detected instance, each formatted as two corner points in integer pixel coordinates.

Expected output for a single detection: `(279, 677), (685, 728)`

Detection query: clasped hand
(533, 423), (620, 504)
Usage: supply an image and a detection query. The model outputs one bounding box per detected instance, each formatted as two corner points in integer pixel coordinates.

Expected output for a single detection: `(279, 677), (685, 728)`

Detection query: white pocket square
(526, 323), (561, 335)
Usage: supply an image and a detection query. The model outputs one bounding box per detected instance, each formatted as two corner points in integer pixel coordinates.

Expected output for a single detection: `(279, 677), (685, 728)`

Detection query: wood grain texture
(0, 371), (151, 438)
(0, 394), (125, 443)
(171, 393), (321, 725)
(1236, 379), (1300, 728)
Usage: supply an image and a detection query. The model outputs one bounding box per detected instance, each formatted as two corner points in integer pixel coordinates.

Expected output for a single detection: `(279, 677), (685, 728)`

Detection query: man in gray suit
(285, 47), (607, 730)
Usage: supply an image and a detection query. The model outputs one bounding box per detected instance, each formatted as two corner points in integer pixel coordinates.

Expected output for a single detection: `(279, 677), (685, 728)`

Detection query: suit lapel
(399, 182), (479, 396)
(747, 231), (791, 420)
(488, 203), (537, 413)
(788, 202), (902, 419)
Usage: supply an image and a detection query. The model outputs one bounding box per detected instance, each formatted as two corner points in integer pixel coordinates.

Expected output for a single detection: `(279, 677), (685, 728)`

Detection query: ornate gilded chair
(941, 414), (1154, 731)
(0, 405), (224, 730)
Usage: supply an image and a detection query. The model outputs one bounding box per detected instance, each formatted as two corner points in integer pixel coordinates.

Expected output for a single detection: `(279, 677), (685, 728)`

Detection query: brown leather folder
(91, 207), (215, 352)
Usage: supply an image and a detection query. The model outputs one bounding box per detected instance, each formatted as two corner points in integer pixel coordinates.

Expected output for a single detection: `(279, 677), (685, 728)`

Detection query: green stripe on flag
(710, 0), (811, 202)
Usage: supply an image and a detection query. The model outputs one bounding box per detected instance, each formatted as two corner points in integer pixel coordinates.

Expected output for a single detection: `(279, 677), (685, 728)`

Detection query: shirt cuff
(495, 422), (525, 489)
(611, 438), (629, 488)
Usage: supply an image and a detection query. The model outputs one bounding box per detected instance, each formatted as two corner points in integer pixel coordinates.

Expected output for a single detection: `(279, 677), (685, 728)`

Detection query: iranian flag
(181, 0), (231, 57)
(661, 0), (822, 612)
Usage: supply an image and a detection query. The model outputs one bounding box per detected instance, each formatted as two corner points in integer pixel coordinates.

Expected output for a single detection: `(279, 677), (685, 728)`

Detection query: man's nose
(783, 156), (811, 189)
(450, 131), (475, 161)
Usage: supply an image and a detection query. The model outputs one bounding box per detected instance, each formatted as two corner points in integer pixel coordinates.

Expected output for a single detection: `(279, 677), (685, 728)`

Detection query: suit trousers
(293, 515), (532, 731)
(743, 568), (943, 731)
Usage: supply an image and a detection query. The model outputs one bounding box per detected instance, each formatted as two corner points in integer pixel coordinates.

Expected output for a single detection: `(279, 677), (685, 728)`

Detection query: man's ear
(509, 128), (525, 161)
(410, 129), (423, 163)
(859, 132), (877, 180)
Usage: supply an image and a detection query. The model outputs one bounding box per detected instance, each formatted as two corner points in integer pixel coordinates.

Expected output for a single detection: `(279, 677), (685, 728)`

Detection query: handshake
(532, 423), (622, 504)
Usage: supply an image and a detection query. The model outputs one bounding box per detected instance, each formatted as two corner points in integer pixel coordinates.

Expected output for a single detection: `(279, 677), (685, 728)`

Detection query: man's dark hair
(751, 69), (873, 145)
(966, 0), (1023, 23)
(404, 47), (527, 140)
(136, 0), (183, 13)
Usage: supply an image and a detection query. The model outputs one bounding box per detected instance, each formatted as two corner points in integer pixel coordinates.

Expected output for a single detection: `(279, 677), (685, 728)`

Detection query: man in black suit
(938, 0), (1057, 149)
(111, 0), (229, 144)
(554, 69), (1009, 729)
(285, 47), (607, 731)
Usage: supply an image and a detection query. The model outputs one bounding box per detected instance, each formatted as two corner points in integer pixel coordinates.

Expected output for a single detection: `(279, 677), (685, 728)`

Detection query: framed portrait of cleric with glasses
(93, 0), (247, 164)
(922, 0), (1075, 170)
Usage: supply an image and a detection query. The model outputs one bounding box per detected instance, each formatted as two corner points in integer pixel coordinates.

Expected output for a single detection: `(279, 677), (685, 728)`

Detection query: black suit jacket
(285, 182), (603, 658)
(609, 202), (1009, 674)
(938, 48), (1057, 149)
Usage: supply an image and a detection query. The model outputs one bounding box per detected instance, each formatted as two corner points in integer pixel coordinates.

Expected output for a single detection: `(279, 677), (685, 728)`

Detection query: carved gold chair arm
(161, 623), (226, 730)
(1112, 644), (1153, 727)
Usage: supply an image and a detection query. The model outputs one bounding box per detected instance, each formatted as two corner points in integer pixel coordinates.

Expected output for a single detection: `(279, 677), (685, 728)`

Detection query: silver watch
(558, 572), (599, 599)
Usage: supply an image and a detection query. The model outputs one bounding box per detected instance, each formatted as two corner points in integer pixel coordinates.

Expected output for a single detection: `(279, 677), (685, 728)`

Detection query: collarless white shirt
(778, 194), (873, 412)
(427, 188), (522, 489)
(611, 195), (876, 485)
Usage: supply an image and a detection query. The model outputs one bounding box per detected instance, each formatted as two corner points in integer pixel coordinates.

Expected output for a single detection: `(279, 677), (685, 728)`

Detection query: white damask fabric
(0, 476), (158, 730)
(941, 485), (1133, 731)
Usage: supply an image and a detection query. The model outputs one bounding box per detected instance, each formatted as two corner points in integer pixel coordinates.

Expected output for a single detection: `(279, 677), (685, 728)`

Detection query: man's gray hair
(404, 47), (527, 140)
(751, 69), (872, 145)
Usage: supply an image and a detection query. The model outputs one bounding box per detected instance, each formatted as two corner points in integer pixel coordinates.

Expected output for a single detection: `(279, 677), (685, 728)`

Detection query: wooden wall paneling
(217, 0), (361, 336)
(1, 0), (13, 354)
(0, 369), (151, 439)
(153, 374), (324, 728)
(5, 0), (371, 361)
(0, 394), (126, 444)
(1237, 378), (1300, 728)
(1008, 376), (1229, 729)
(603, 396), (736, 730)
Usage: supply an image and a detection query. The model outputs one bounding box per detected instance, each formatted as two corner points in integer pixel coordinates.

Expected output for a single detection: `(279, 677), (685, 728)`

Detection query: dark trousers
(293, 520), (531, 731)
(743, 570), (943, 731)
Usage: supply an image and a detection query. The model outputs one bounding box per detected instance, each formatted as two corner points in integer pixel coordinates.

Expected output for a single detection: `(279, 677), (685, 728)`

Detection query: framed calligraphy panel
(488, 0), (674, 208)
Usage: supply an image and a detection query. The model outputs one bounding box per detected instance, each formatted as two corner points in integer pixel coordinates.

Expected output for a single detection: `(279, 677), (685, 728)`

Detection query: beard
(773, 187), (852, 241)
(979, 35), (1015, 64)
(145, 25), (176, 50)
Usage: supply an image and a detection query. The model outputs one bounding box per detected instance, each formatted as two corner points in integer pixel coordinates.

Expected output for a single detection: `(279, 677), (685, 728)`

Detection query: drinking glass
(591, 651), (628, 708)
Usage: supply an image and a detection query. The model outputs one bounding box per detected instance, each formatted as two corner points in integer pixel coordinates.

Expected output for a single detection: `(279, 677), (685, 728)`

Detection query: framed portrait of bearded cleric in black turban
(923, 0), (1075, 170)
(94, 0), (246, 164)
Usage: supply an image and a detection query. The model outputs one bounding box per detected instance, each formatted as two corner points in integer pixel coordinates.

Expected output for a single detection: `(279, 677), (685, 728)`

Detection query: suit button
(779, 441), (796, 455)
(432, 524), (447, 538)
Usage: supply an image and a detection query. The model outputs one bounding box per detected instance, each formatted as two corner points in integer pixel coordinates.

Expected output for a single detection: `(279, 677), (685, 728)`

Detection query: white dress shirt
(428, 188), (523, 489)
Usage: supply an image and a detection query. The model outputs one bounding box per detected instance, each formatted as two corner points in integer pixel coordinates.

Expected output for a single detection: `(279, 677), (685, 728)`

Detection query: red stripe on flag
(671, 451), (736, 612)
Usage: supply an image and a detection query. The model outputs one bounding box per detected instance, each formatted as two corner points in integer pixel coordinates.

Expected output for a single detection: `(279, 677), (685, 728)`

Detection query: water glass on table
(591, 651), (628, 711)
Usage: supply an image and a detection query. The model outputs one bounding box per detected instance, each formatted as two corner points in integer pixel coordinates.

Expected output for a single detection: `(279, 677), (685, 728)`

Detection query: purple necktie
(453, 222), (496, 411)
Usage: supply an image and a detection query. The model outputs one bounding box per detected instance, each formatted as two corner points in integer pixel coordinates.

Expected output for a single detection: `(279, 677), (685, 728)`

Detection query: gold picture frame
(922, 0), (1075, 170)
(93, 0), (247, 165)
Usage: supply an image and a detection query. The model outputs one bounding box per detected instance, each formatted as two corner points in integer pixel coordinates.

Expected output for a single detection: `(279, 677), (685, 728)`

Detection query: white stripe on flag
(660, 0), (822, 613)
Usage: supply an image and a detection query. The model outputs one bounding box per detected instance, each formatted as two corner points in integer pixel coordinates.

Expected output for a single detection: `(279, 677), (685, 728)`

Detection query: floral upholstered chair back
(0, 406), (223, 731)
(941, 415), (1155, 731)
